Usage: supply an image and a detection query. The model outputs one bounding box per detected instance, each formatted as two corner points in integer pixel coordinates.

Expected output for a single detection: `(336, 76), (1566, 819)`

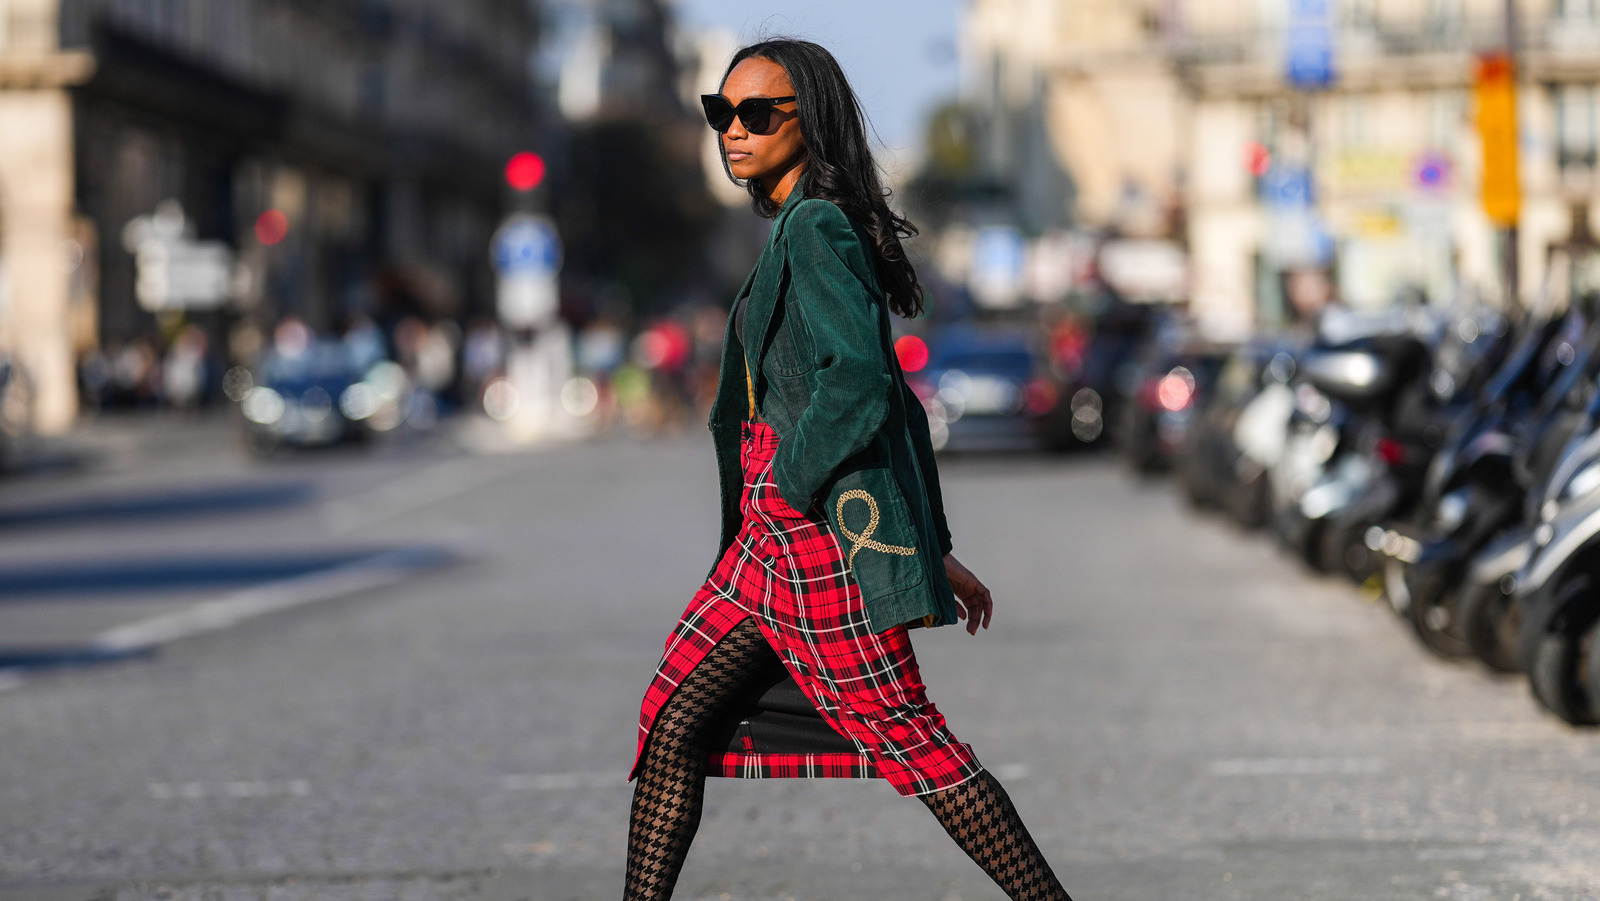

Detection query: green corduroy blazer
(706, 186), (960, 632)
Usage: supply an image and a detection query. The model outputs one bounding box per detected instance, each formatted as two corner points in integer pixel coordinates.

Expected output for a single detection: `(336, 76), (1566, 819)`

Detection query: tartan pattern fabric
(631, 420), (982, 797)
(708, 751), (875, 780)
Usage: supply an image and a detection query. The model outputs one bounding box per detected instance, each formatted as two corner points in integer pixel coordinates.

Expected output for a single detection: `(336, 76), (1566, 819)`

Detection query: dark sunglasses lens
(736, 99), (773, 133)
(701, 96), (735, 132)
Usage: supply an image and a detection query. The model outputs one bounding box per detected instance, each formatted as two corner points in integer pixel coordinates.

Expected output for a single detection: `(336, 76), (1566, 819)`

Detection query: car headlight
(1561, 460), (1600, 503)
(1435, 489), (1471, 533)
(240, 387), (286, 425)
(340, 383), (380, 420)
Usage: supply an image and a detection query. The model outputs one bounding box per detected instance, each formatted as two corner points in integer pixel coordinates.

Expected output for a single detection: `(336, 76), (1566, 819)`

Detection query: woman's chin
(727, 160), (762, 181)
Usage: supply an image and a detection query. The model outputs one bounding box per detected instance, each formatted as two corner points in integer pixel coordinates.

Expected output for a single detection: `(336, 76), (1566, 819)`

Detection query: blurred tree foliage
(904, 101), (1007, 231)
(924, 102), (977, 178)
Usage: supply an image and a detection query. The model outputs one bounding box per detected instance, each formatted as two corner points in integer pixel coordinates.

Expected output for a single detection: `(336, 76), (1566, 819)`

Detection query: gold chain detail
(744, 356), (755, 418)
(835, 489), (917, 571)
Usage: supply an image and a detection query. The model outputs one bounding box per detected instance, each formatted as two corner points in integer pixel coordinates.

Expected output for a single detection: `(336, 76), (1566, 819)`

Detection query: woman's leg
(919, 770), (1074, 901)
(624, 617), (784, 900)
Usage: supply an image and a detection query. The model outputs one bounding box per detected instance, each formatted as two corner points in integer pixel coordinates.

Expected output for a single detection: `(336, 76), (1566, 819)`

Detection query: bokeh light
(254, 209), (289, 246)
(895, 335), (929, 372)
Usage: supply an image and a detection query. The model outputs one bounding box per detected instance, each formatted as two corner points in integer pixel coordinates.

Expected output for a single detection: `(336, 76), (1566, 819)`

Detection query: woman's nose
(725, 116), (748, 140)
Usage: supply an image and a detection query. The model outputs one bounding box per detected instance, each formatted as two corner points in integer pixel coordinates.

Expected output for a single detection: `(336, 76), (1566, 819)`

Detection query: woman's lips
(726, 150), (752, 161)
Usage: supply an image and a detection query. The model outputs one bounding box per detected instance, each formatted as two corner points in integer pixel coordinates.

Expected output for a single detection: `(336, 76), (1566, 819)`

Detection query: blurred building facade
(965, 0), (1181, 236)
(1181, 0), (1600, 326)
(963, 0), (1600, 334)
(539, 0), (718, 319)
(0, 0), (540, 431)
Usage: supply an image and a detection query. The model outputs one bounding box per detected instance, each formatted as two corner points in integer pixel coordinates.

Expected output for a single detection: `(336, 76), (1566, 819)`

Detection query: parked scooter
(1269, 311), (1432, 572)
(1382, 287), (1599, 658)
(1462, 401), (1600, 675)
(1316, 306), (1512, 585)
(1508, 395), (1600, 723)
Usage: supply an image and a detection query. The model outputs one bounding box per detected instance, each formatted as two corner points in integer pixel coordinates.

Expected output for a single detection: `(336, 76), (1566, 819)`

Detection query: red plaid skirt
(630, 420), (982, 797)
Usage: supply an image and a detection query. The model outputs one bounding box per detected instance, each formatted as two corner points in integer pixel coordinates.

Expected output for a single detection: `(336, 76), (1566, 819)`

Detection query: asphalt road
(2, 420), (1599, 900)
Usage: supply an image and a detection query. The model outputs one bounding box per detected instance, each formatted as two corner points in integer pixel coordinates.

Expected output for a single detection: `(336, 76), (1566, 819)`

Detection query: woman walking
(625, 39), (1074, 901)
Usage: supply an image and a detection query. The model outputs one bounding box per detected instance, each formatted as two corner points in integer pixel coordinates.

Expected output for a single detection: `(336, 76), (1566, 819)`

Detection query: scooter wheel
(1587, 624), (1600, 724)
(1459, 580), (1523, 674)
(1409, 586), (1473, 659)
(1318, 521), (1374, 584)
(1530, 626), (1598, 726)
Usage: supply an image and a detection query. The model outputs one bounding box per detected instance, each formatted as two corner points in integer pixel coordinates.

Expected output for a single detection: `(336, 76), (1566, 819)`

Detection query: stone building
(961, 0), (1600, 333)
(0, 0), (541, 431)
(1181, 0), (1600, 327)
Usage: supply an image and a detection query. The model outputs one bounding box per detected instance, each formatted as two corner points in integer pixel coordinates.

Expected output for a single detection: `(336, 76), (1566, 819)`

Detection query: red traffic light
(505, 152), (546, 192)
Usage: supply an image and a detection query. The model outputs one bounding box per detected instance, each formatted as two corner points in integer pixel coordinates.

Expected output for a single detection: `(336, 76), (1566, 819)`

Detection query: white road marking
(1207, 757), (1386, 777)
(501, 772), (618, 791)
(92, 547), (456, 653)
(148, 779), (309, 799)
(0, 547), (457, 693)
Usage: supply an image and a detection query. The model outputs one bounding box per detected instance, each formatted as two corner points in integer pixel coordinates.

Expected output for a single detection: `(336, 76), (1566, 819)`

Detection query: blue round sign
(493, 216), (561, 276)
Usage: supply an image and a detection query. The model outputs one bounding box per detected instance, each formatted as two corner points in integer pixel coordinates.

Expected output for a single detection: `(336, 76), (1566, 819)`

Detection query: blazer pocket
(765, 301), (815, 378)
(825, 465), (926, 593)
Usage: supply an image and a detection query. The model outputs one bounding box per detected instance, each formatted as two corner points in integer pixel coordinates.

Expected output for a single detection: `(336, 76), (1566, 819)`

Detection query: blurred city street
(9, 0), (1600, 897)
(1, 428), (1599, 900)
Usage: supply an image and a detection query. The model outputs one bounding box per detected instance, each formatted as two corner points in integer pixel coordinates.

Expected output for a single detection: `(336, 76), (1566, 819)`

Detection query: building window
(1341, 94), (1370, 147)
(1427, 90), (1465, 151)
(1559, 0), (1599, 21)
(1556, 84), (1599, 171)
(1255, 0), (1286, 35)
(1343, 0), (1377, 29)
(1426, 0), (1462, 27)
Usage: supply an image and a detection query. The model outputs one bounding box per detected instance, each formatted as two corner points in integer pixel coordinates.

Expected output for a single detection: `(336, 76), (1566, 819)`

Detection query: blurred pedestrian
(162, 324), (209, 410)
(624, 39), (1074, 901)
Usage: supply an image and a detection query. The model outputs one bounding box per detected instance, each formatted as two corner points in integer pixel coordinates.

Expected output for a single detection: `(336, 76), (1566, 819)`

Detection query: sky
(669, 0), (966, 168)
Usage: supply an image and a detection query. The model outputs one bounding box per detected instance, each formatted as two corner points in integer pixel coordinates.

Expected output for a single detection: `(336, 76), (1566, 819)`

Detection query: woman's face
(720, 57), (806, 193)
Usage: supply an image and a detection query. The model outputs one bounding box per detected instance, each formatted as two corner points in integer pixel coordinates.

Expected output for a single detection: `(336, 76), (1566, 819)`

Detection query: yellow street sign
(1475, 52), (1520, 226)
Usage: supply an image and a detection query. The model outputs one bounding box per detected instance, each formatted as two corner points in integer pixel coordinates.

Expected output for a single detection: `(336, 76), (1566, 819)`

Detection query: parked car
(236, 341), (410, 454)
(905, 323), (1060, 453)
(1115, 333), (1231, 474)
(1178, 338), (1298, 524)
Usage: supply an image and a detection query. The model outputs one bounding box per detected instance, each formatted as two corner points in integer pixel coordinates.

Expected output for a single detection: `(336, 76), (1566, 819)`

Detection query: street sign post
(135, 243), (234, 312)
(490, 211), (573, 443)
(493, 214), (562, 328)
(969, 225), (1026, 309)
(124, 202), (236, 312)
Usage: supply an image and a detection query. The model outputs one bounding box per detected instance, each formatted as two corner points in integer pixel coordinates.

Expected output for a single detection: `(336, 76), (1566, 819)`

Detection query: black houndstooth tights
(624, 618), (1072, 901)
(625, 618), (785, 900)
(919, 770), (1075, 900)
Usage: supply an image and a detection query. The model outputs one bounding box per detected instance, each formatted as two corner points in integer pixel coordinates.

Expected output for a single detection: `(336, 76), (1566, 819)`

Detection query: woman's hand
(943, 553), (993, 635)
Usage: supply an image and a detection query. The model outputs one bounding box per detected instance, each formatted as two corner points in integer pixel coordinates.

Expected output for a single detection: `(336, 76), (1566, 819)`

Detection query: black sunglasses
(701, 94), (796, 134)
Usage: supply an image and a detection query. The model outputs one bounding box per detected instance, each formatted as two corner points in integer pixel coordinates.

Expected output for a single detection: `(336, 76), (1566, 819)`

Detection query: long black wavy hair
(717, 38), (925, 318)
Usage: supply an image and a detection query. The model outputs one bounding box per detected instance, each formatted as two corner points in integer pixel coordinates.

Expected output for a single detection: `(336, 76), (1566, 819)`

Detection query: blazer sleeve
(900, 376), (955, 556)
(769, 200), (893, 514)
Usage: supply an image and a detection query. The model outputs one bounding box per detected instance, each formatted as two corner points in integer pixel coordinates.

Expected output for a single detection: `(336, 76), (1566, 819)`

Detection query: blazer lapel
(743, 192), (808, 397)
